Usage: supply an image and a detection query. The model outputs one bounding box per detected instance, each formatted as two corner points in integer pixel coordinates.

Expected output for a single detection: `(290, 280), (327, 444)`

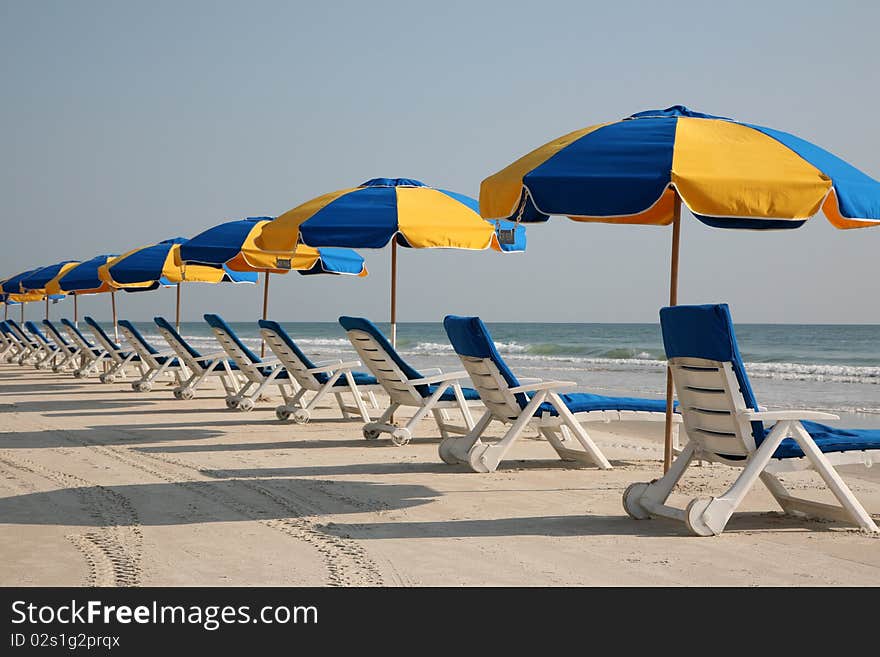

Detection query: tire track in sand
(0, 452), (142, 586)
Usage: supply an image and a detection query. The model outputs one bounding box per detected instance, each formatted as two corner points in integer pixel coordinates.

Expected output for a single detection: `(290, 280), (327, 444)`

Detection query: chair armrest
(313, 359), (344, 367)
(307, 360), (362, 374)
(739, 409), (840, 422)
(509, 380), (577, 394)
(421, 367), (442, 376)
(409, 371), (468, 385)
(195, 350), (227, 361)
(517, 377), (542, 384)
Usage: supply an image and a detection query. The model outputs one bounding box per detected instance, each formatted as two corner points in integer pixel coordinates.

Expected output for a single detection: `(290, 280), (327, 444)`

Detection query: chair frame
(153, 317), (238, 400)
(342, 324), (478, 446)
(60, 318), (111, 379)
(83, 317), (144, 383)
(624, 356), (879, 535)
(42, 320), (85, 372)
(118, 320), (185, 392)
(259, 321), (378, 424)
(204, 315), (298, 412)
(23, 321), (62, 370)
(5, 319), (41, 366)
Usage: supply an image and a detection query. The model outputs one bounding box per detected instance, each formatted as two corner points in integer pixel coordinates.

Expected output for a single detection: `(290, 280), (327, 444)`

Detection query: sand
(1, 362), (879, 587)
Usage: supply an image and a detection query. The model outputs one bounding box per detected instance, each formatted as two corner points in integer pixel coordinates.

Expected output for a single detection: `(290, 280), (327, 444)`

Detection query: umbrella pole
(663, 194), (683, 473)
(111, 291), (119, 343)
(390, 240), (397, 348)
(260, 272), (270, 358)
(175, 284), (182, 332)
(74, 295), (78, 327)
(21, 302), (24, 323)
(45, 297), (49, 321)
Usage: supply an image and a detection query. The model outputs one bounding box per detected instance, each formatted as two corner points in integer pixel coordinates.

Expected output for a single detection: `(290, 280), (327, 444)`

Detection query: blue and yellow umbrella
(480, 105), (880, 470)
(255, 178), (526, 345)
(99, 237), (259, 331)
(0, 268), (49, 320)
(179, 217), (368, 355)
(19, 260), (80, 320)
(46, 254), (121, 329)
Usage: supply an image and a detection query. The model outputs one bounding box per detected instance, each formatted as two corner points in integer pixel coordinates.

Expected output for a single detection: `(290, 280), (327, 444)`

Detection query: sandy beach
(1, 362), (878, 587)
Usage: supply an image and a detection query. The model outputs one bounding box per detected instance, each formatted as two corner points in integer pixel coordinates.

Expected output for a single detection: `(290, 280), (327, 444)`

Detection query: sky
(1, 0), (878, 324)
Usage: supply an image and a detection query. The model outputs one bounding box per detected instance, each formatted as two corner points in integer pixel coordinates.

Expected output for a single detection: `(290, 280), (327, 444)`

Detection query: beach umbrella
(0, 268), (47, 322)
(479, 104), (880, 470)
(178, 217), (368, 355)
(20, 260), (79, 320)
(47, 254), (120, 331)
(99, 238), (258, 331)
(253, 178), (526, 346)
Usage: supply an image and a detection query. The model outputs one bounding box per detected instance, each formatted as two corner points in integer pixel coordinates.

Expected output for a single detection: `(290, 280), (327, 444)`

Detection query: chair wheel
(622, 482), (652, 520)
(438, 439), (459, 465)
(275, 406), (291, 421)
(131, 382), (143, 392)
(292, 409), (310, 424)
(173, 389), (183, 400)
(362, 427), (381, 441)
(467, 445), (492, 473)
(237, 398), (255, 412)
(226, 398), (239, 409)
(99, 374), (110, 384)
(390, 427), (412, 446)
(685, 497), (718, 537)
(141, 382), (152, 392)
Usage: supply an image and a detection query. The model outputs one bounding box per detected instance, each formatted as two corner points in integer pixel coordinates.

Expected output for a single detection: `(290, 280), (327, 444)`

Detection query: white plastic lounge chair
(83, 316), (145, 383)
(42, 320), (84, 372)
(0, 322), (15, 359)
(441, 315), (679, 472)
(24, 321), (62, 370)
(0, 321), (25, 362)
(60, 318), (111, 378)
(623, 304), (879, 535)
(5, 319), (41, 366)
(203, 314), (298, 412)
(338, 316), (479, 446)
(153, 316), (238, 400)
(258, 319), (379, 424)
(117, 320), (185, 392)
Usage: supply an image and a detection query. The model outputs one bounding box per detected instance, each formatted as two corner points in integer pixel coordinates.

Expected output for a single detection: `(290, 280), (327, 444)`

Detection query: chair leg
(790, 423), (878, 532)
(362, 403), (400, 440)
(466, 393), (549, 473)
(439, 409), (493, 465)
(546, 393), (612, 470)
(393, 386), (449, 445)
(344, 372), (371, 422)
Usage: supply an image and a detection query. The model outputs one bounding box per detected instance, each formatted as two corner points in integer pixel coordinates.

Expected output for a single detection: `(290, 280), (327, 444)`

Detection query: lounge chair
(441, 315), (678, 472)
(5, 319), (40, 366)
(623, 304), (879, 535)
(338, 316), (479, 446)
(0, 321), (25, 362)
(117, 320), (185, 392)
(60, 318), (111, 378)
(258, 319), (379, 423)
(24, 321), (62, 370)
(203, 314), (298, 411)
(42, 320), (84, 372)
(83, 316), (144, 383)
(153, 316), (239, 400)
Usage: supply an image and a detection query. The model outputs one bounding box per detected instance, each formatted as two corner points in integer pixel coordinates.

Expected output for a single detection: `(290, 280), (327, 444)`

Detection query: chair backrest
(84, 316), (123, 355)
(6, 319), (34, 345)
(338, 316), (426, 404)
(203, 314), (264, 381)
(258, 320), (323, 390)
(444, 315), (525, 421)
(24, 321), (51, 346)
(42, 320), (72, 348)
(61, 318), (96, 350)
(153, 316), (202, 364)
(660, 304), (763, 457)
(118, 320), (159, 357)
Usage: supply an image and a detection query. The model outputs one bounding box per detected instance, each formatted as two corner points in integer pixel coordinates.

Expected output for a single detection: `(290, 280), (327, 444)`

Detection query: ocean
(127, 320), (880, 429)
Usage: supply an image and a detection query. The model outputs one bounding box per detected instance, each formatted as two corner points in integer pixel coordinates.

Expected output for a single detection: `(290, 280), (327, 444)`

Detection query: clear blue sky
(2, 0), (878, 324)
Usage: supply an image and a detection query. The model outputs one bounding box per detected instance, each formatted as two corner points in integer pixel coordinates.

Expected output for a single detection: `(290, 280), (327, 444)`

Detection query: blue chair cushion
(767, 421), (880, 459)
(533, 392), (674, 416)
(427, 384), (481, 402)
(154, 355), (180, 367)
(332, 371), (378, 387)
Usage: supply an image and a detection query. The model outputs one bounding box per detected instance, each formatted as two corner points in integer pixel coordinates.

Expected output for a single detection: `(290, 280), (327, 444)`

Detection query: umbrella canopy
(254, 178), (526, 344)
(49, 255), (119, 296)
(101, 238), (258, 288)
(480, 105), (880, 229)
(100, 237), (259, 330)
(179, 217), (368, 276)
(480, 105), (880, 472)
(19, 261), (77, 319)
(179, 217), (368, 354)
